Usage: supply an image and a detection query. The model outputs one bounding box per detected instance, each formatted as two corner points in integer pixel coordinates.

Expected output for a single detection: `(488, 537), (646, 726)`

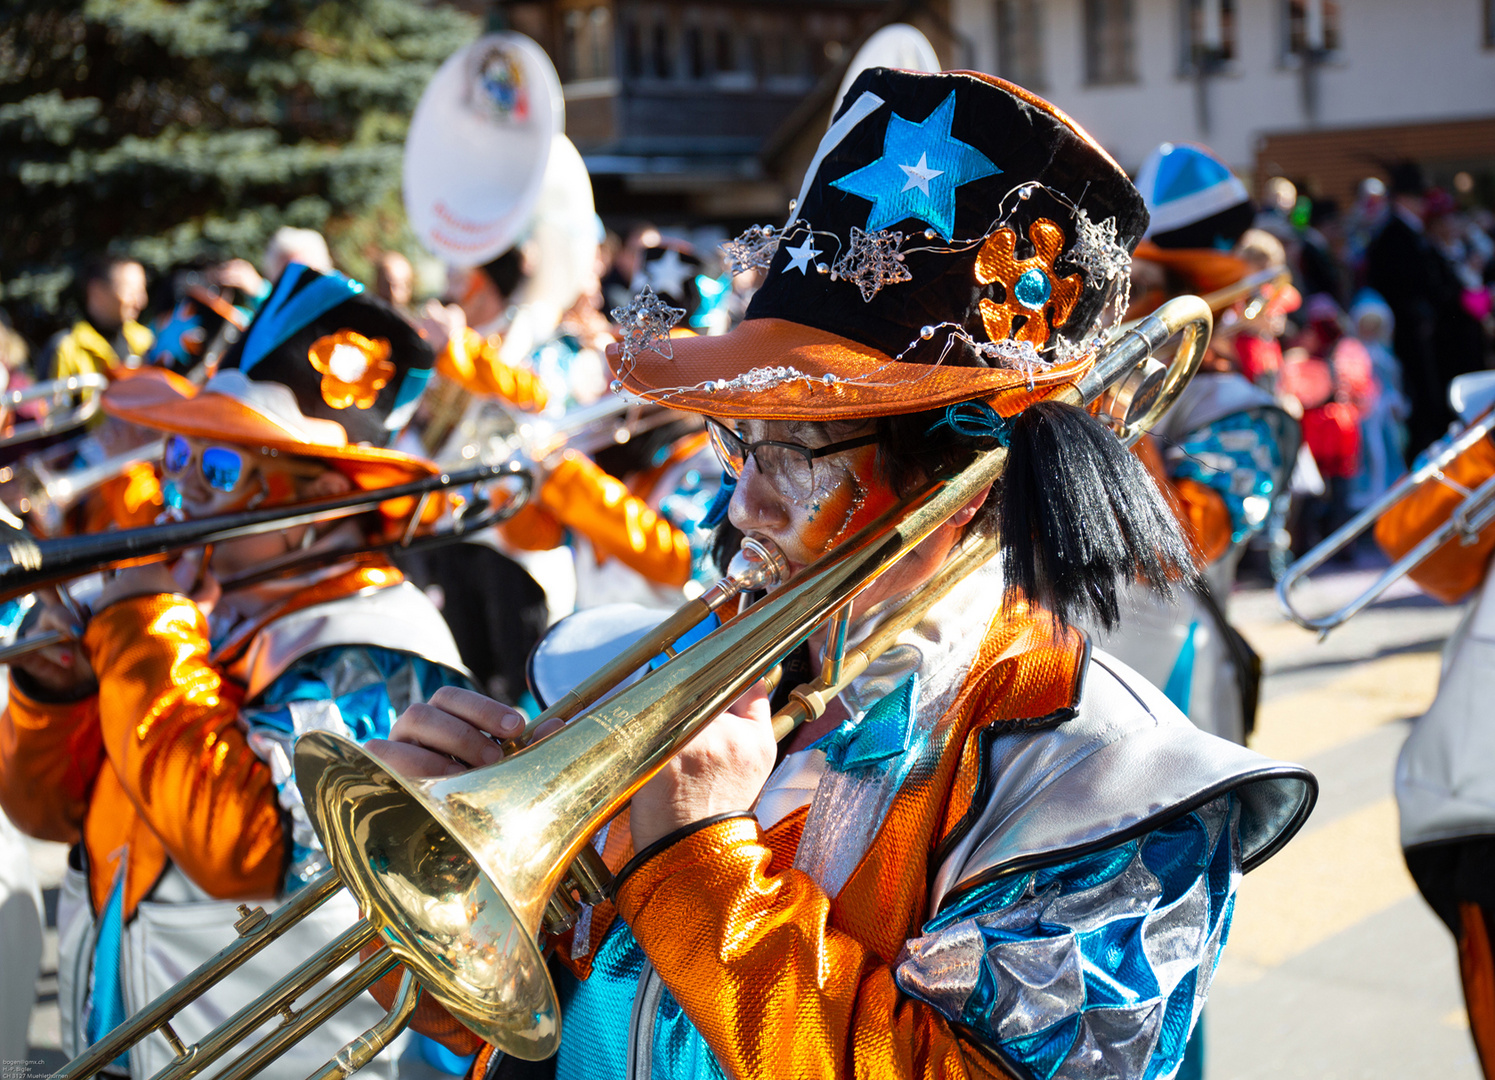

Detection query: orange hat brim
(1132, 241), (1252, 297)
(608, 318), (1090, 421)
(101, 368), (437, 491)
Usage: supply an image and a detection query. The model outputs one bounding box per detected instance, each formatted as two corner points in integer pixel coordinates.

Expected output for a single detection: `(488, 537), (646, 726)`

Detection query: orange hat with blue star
(608, 69), (1149, 421)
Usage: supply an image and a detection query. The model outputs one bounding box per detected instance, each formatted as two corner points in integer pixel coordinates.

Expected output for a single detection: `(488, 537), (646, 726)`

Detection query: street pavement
(1207, 565), (1481, 1079)
(23, 566), (1485, 1077)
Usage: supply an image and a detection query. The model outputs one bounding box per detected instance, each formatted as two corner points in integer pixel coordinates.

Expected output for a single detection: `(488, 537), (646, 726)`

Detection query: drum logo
(470, 44), (529, 123)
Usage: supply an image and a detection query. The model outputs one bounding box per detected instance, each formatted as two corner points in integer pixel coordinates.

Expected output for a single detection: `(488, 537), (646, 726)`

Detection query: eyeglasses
(163, 435), (249, 493)
(707, 420), (878, 498)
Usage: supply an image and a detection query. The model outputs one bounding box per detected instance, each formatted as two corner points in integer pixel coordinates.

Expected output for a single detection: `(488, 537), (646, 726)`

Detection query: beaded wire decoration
(629, 180), (1133, 404)
(610, 285), (686, 372)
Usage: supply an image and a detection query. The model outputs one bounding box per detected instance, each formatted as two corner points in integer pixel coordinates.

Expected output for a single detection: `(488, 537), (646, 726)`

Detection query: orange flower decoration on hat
(975, 218), (1084, 347)
(308, 330), (395, 410)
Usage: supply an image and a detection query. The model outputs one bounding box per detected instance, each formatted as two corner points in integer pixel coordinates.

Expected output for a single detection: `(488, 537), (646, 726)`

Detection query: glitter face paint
(724, 422), (898, 575)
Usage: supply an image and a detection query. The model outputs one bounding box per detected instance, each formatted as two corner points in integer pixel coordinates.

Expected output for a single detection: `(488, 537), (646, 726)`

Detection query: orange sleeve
(0, 685), (103, 843)
(1375, 434), (1495, 604)
(1132, 437), (1232, 564)
(533, 452), (693, 587)
(436, 329), (548, 412)
(614, 817), (1014, 1080)
(1172, 478), (1234, 565)
(83, 595), (285, 900)
(498, 500), (567, 552)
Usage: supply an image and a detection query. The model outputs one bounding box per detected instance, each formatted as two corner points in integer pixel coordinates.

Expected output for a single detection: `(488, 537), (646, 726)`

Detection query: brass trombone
(56, 294), (1212, 1077)
(1276, 409), (1495, 636)
(0, 372), (110, 448)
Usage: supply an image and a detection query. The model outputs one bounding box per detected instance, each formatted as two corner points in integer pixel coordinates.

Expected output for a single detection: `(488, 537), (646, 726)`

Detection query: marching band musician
(1091, 143), (1300, 748)
(370, 70), (1314, 1080)
(0, 264), (475, 1079)
(501, 242), (728, 610)
(1374, 378), (1495, 1077)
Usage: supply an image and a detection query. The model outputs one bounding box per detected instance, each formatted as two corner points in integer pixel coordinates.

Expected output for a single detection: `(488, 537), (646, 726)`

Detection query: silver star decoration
(830, 227), (912, 302)
(610, 285), (687, 365)
(1067, 209), (1131, 283)
(720, 225), (779, 276)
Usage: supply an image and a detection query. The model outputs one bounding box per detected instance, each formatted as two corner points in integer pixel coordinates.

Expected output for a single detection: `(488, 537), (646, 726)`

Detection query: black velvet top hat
(608, 69), (1149, 421)
(104, 264), (441, 488)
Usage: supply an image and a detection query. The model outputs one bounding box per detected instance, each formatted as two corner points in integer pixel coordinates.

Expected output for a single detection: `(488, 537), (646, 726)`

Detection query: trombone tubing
(1276, 408), (1495, 633)
(54, 871), (344, 1080)
(0, 457), (530, 603)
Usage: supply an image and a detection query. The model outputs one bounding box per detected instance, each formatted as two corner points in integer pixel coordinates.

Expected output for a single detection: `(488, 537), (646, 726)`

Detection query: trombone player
(0, 265), (475, 1080)
(370, 70), (1315, 1080)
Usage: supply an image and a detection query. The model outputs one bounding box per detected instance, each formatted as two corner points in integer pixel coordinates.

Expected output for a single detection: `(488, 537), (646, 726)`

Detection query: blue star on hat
(830, 92), (1001, 242)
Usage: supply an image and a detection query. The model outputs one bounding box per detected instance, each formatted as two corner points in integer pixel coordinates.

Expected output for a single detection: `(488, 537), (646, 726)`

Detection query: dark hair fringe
(998, 400), (1196, 631)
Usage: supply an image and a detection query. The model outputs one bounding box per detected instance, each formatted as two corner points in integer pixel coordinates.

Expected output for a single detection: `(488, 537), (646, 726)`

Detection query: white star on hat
(898, 153), (945, 195)
(784, 237), (822, 275)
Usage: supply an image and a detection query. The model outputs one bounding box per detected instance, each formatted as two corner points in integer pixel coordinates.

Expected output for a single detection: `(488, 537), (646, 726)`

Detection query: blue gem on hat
(829, 91), (1001, 242)
(1013, 268), (1052, 311)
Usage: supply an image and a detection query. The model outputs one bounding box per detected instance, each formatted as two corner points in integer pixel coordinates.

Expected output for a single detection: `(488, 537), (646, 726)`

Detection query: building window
(1180, 0), (1235, 73)
(1485, 0), (1494, 46)
(561, 5), (614, 81)
(650, 18), (672, 79)
(1084, 0), (1137, 85)
(1282, 0), (1340, 61)
(996, 0), (1045, 90)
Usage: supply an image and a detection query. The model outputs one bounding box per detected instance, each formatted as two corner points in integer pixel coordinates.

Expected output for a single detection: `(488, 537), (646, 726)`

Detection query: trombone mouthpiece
(729, 537), (789, 592)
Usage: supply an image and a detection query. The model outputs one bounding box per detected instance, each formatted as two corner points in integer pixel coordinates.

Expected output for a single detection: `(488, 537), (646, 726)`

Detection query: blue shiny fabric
(1165, 410), (1292, 542)
(556, 920), (726, 1080)
(821, 672), (919, 772)
(241, 645), (472, 890)
(829, 91), (1002, 241)
(896, 795), (1241, 1080)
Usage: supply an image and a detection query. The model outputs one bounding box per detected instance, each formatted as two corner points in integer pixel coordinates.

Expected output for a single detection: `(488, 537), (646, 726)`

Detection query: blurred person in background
(374, 250), (416, 311)
(261, 226), (333, 283)
(42, 256), (152, 380)
(1367, 162), (1461, 458)
(1344, 177), (1390, 280)
(1280, 295), (1370, 555)
(1347, 290), (1409, 512)
(600, 223), (660, 313)
(1425, 189), (1493, 371)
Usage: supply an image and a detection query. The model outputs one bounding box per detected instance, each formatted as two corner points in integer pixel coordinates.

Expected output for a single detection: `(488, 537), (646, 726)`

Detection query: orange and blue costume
(0, 265), (472, 1080)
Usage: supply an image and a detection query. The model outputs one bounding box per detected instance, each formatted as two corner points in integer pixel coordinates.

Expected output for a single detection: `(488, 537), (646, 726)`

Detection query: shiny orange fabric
(0, 686), (102, 843)
(1459, 902), (1495, 1079)
(437, 328), (548, 411)
(1375, 432), (1495, 604)
(501, 451), (693, 587)
(610, 605), (1082, 1079)
(70, 460), (164, 536)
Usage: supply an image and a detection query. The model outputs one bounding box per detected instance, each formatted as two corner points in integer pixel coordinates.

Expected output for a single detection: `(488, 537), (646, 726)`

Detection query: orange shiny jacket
(501, 438), (703, 588)
(1375, 428), (1495, 604)
(0, 565), (398, 918)
(408, 606), (1084, 1078)
(436, 327), (548, 410)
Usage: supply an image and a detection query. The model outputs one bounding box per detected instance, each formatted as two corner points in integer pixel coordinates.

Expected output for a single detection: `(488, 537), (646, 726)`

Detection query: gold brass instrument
(1276, 410), (1495, 635)
(0, 372), (110, 448)
(1199, 265), (1293, 329)
(56, 294), (1212, 1078)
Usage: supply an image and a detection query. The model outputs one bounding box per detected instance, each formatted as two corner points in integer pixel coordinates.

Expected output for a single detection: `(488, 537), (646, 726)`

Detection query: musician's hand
(629, 681), (776, 852)
(415, 300), (467, 357)
(10, 591), (95, 698)
(366, 686), (530, 778)
(209, 259), (265, 296)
